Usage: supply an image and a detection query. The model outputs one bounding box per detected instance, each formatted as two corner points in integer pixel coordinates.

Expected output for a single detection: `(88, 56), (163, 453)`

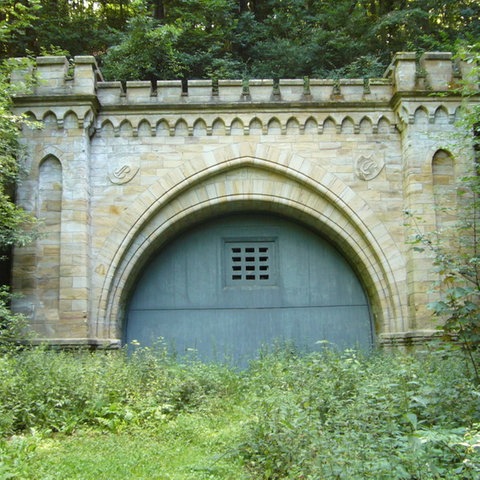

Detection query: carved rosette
(355, 153), (384, 181)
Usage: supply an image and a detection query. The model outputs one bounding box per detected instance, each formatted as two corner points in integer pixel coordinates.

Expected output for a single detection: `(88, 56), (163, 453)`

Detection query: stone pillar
(397, 54), (459, 332)
(400, 127), (438, 330)
(56, 124), (92, 340)
(11, 56), (98, 343)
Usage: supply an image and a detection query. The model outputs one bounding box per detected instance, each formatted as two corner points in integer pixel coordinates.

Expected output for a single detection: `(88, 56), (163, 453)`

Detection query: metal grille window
(225, 240), (277, 286)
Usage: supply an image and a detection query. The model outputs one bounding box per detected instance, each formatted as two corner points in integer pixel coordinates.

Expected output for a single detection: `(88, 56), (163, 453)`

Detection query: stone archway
(91, 144), (407, 344)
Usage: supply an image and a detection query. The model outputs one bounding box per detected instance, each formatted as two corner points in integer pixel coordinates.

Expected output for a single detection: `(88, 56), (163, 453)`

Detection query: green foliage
(0, 286), (31, 354)
(0, 0), (41, 58)
(0, 347), (479, 478)
(240, 349), (480, 479)
(95, 0), (480, 81)
(0, 344), (239, 436)
(101, 15), (182, 81)
(3, 0), (480, 80)
(1, 0), (131, 59)
(0, 61), (40, 250)
(0, 10), (41, 351)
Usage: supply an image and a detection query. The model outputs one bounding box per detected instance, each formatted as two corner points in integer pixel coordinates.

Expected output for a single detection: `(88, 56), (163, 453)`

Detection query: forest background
(1, 0), (480, 82)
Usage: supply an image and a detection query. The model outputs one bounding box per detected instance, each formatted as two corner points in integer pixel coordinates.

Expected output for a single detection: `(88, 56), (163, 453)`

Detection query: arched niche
(36, 155), (63, 324)
(432, 149), (456, 229)
(230, 118), (244, 135)
(249, 117), (263, 135)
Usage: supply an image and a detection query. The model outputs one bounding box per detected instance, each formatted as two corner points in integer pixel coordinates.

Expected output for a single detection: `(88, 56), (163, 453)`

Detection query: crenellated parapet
(95, 77), (394, 105)
(11, 52), (475, 137)
(13, 51), (474, 103)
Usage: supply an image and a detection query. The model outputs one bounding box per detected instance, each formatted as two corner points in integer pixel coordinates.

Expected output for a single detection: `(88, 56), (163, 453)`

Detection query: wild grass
(0, 343), (479, 479)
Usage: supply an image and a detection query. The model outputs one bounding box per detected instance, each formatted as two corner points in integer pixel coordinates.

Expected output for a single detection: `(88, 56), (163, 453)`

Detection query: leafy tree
(101, 0), (243, 81)
(4, 0), (479, 81)
(0, 0), (41, 58)
(0, 7), (40, 349)
(100, 14), (182, 82)
(2, 0), (134, 59)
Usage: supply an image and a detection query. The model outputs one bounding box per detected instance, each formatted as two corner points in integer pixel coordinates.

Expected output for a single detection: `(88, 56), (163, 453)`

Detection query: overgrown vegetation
(0, 9), (40, 351)
(0, 346), (479, 478)
(1, 4), (480, 479)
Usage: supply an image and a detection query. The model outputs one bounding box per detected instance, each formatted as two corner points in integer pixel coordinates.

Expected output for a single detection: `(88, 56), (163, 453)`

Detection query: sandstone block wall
(10, 52), (477, 348)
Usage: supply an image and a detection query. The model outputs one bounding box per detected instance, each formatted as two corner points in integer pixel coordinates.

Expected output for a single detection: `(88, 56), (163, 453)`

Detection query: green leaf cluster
(3, 0), (480, 80)
(0, 346), (479, 478)
(0, 8), (42, 349)
(240, 348), (480, 479)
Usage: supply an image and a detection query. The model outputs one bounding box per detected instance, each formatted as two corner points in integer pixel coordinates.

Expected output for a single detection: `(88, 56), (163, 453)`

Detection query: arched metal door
(125, 214), (372, 361)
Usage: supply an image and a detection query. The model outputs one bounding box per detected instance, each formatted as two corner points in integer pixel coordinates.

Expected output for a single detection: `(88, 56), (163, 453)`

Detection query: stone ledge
(379, 330), (442, 347)
(24, 338), (122, 349)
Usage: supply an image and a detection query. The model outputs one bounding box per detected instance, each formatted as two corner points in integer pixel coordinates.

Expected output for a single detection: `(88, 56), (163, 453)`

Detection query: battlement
(95, 77), (393, 105)
(11, 52), (475, 107)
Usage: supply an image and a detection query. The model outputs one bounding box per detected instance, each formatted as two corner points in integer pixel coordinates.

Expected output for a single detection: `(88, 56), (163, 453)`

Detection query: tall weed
(0, 344), (239, 436)
(0, 345), (479, 478)
(240, 348), (480, 479)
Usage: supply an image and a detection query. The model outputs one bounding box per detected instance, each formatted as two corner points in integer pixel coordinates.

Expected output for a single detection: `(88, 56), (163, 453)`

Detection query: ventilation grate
(225, 241), (276, 285)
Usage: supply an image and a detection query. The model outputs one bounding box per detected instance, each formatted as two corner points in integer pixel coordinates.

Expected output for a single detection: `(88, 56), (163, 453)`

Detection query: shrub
(0, 344), (240, 436)
(239, 348), (480, 479)
(0, 345), (479, 478)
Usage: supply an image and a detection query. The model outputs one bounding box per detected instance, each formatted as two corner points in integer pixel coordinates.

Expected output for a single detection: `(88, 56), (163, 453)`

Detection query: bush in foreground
(241, 348), (480, 478)
(0, 345), (479, 478)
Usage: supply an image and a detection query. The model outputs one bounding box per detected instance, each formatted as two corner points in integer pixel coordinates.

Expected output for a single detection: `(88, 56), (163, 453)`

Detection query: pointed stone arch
(230, 118), (244, 135)
(341, 117), (355, 134)
(433, 106), (449, 125)
(359, 116), (373, 134)
(193, 118), (208, 137)
(63, 110), (79, 129)
(413, 106), (429, 126)
(156, 119), (170, 136)
(212, 117), (226, 135)
(304, 116), (318, 134)
(137, 119), (152, 137)
(42, 110), (58, 127)
(100, 119), (115, 137)
(432, 149), (456, 229)
(92, 144), (407, 343)
(322, 116), (337, 133)
(174, 118), (189, 136)
(35, 155), (63, 333)
(249, 117), (263, 135)
(119, 119), (133, 136)
(286, 117), (300, 134)
(377, 116), (391, 133)
(267, 117), (282, 134)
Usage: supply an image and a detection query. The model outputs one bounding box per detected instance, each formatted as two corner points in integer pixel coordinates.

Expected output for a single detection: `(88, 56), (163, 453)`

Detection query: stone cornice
(13, 94), (100, 113)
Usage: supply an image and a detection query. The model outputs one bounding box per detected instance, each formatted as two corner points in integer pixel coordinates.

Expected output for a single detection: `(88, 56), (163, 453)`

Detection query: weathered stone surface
(10, 53), (478, 348)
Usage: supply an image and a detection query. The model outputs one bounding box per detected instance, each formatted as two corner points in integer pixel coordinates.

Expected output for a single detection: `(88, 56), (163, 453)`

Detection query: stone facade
(10, 52), (477, 348)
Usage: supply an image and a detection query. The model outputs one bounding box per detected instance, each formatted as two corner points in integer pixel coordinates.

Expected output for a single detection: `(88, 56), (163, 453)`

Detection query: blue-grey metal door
(125, 214), (372, 361)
